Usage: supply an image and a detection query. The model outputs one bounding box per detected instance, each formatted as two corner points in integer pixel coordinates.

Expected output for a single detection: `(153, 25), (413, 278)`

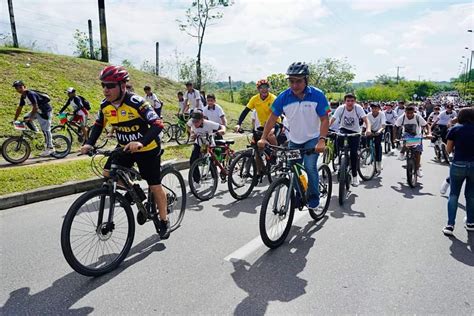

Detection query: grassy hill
(0, 47), (246, 137)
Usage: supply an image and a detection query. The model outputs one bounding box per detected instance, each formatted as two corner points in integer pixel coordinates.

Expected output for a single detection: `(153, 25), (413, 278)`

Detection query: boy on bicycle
(81, 66), (171, 239)
(59, 87), (90, 142)
(367, 103), (386, 170)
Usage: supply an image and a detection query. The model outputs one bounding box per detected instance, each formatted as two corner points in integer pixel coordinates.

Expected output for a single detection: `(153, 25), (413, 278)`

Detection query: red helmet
(99, 65), (130, 82)
(256, 79), (269, 88)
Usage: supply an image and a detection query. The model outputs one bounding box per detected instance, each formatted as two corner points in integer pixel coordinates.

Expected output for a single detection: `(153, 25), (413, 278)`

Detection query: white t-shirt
(333, 104), (367, 132)
(203, 104), (225, 125)
(282, 116), (290, 140)
(251, 110), (260, 130)
(428, 111), (439, 124)
(187, 119), (220, 144)
(367, 111), (386, 132)
(395, 114), (427, 137)
(396, 106), (405, 116)
(435, 110), (457, 126)
(145, 93), (162, 110)
(178, 99), (188, 113)
(384, 109), (398, 124)
(184, 89), (203, 111)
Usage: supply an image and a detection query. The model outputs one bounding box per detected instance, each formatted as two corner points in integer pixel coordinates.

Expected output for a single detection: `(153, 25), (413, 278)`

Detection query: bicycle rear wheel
(51, 134), (71, 159)
(176, 126), (190, 145)
(384, 132), (391, 154)
(1, 137), (31, 164)
(61, 187), (135, 277)
(441, 143), (450, 164)
(259, 177), (295, 249)
(51, 125), (73, 144)
(188, 156), (218, 200)
(406, 158), (417, 188)
(160, 166), (186, 231)
(161, 122), (173, 143)
(357, 148), (376, 181)
(227, 151), (258, 200)
(309, 164), (332, 221)
(338, 156), (348, 206)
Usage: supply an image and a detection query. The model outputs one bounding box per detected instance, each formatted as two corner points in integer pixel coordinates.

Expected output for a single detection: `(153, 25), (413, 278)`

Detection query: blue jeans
(289, 138), (320, 207)
(447, 161), (474, 226)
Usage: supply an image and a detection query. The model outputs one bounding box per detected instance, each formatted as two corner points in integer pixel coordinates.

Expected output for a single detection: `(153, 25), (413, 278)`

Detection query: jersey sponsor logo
(343, 116), (356, 127)
(116, 132), (143, 142)
(130, 95), (144, 104)
(116, 125), (140, 132)
(121, 110), (127, 116)
(146, 111), (158, 121)
(111, 110), (117, 117)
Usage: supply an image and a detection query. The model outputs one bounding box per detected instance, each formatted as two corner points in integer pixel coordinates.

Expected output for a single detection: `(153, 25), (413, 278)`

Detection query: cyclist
(383, 102), (398, 147)
(330, 93), (371, 186)
(367, 103), (386, 170)
(144, 85), (164, 118)
(80, 66), (171, 240)
(396, 100), (406, 117)
(427, 105), (441, 125)
(59, 87), (90, 142)
(177, 91), (188, 117)
(234, 79), (278, 145)
(183, 82), (203, 114)
(12, 80), (54, 157)
(187, 111), (226, 185)
(203, 93), (227, 126)
(395, 105), (431, 177)
(258, 62), (330, 211)
(432, 104), (457, 143)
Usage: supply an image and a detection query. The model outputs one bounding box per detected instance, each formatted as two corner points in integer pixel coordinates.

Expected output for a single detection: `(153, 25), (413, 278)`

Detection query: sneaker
(417, 169), (423, 178)
(428, 143), (435, 147)
(39, 149), (53, 157)
(154, 218), (170, 239)
(465, 217), (474, 231)
(376, 161), (383, 170)
(398, 152), (405, 160)
(440, 180), (450, 195)
(442, 225), (454, 236)
(351, 176), (359, 186)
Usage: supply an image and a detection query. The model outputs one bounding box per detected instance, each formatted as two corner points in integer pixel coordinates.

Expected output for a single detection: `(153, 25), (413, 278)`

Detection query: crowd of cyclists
(9, 61), (473, 241)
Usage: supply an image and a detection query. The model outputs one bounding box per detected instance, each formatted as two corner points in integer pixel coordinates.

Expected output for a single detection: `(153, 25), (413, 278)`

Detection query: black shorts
(104, 147), (162, 185)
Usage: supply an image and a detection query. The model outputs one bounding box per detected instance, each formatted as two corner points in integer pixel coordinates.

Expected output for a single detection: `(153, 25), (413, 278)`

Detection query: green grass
(0, 136), (250, 196)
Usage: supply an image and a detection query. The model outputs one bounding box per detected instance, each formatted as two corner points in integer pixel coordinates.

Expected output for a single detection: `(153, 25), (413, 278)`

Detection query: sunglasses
(101, 82), (118, 89)
(288, 78), (305, 84)
(258, 84), (270, 89)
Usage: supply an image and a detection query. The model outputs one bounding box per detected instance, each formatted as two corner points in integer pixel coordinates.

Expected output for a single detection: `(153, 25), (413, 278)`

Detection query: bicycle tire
(61, 187), (135, 277)
(338, 156), (347, 206)
(94, 128), (110, 149)
(51, 134), (72, 159)
(160, 166), (186, 231)
(384, 132), (391, 154)
(441, 143), (450, 164)
(434, 145), (441, 161)
(161, 122), (173, 143)
(228, 151), (258, 200)
(309, 164), (332, 221)
(1, 137), (31, 164)
(406, 158), (417, 188)
(357, 148), (376, 181)
(188, 156), (218, 201)
(51, 125), (74, 144)
(259, 177), (295, 249)
(176, 126), (190, 145)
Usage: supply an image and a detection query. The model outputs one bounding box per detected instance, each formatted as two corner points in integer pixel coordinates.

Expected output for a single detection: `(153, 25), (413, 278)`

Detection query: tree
(140, 60), (156, 74)
(308, 58), (355, 93)
(177, 0), (232, 89)
(238, 83), (257, 106)
(267, 73), (287, 95)
(71, 29), (100, 60)
(121, 59), (135, 69)
(178, 57), (217, 89)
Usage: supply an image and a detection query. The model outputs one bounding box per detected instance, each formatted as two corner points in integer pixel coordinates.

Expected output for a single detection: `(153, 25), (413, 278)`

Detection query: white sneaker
(351, 176), (359, 186)
(417, 169), (423, 178)
(440, 180), (450, 195)
(39, 149), (54, 157)
(398, 152), (405, 160)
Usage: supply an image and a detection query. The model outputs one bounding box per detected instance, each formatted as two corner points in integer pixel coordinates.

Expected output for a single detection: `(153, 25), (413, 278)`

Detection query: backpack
(338, 106), (362, 126)
(401, 114), (421, 136)
(200, 94), (207, 107)
(78, 95), (91, 110)
(31, 90), (51, 104)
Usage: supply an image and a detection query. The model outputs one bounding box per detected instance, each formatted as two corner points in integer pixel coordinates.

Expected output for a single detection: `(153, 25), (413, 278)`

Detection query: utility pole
(7, 0), (19, 48)
(228, 76), (234, 102)
(464, 58), (469, 97)
(88, 19), (94, 59)
(396, 66), (403, 84)
(155, 42), (159, 76)
(98, 0), (109, 62)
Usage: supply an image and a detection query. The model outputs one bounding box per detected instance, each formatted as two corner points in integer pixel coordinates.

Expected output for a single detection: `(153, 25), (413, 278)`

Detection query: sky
(1, 0), (473, 82)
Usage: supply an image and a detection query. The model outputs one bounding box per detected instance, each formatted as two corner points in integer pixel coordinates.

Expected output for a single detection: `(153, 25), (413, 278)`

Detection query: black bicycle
(259, 144), (332, 249)
(335, 132), (361, 206)
(61, 147), (186, 276)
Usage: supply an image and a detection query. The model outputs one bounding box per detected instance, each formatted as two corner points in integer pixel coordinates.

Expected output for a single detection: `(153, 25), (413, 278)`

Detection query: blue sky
(1, 0), (473, 82)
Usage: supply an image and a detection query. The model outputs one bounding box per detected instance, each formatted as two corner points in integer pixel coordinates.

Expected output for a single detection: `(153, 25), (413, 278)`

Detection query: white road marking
(223, 210), (308, 262)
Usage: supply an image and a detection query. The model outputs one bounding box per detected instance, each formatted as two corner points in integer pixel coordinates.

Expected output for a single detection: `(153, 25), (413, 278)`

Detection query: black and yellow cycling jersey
(87, 92), (163, 152)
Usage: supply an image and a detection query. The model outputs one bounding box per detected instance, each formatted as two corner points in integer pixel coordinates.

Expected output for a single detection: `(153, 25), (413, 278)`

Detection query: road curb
(0, 159), (190, 210)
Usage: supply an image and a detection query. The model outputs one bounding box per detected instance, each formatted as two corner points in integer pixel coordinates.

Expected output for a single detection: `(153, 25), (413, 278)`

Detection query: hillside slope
(0, 48), (245, 136)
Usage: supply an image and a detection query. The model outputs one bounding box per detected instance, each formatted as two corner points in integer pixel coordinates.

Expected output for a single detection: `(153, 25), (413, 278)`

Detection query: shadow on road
(329, 194), (366, 219)
(448, 233), (474, 267)
(360, 176), (382, 189)
(230, 217), (328, 316)
(0, 235), (165, 315)
(390, 181), (434, 199)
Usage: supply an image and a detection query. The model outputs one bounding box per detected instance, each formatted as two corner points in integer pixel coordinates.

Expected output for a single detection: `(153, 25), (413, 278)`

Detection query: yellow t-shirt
(246, 93), (277, 126)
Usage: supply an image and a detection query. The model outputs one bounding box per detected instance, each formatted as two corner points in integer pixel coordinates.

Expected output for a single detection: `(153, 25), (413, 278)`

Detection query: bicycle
(227, 129), (281, 200)
(401, 136), (423, 188)
(383, 123), (396, 153)
(358, 133), (382, 181)
(259, 144), (332, 249)
(188, 133), (236, 201)
(60, 147), (186, 276)
(322, 130), (339, 172)
(51, 113), (109, 148)
(432, 126), (450, 164)
(164, 114), (190, 145)
(1, 121), (71, 164)
(335, 132), (361, 206)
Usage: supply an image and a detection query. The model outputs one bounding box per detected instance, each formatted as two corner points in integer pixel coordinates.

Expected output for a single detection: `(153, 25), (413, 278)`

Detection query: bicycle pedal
(136, 211), (147, 225)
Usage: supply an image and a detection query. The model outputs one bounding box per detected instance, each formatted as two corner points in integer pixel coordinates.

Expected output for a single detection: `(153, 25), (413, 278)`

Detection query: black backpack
(78, 96), (91, 110)
(31, 90), (51, 104)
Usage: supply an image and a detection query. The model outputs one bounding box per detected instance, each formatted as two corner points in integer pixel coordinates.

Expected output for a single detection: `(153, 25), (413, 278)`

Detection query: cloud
(361, 33), (390, 47)
(351, 0), (418, 15)
(374, 48), (389, 55)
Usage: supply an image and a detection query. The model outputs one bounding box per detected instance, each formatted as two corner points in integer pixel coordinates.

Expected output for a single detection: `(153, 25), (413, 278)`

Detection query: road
(0, 143), (472, 315)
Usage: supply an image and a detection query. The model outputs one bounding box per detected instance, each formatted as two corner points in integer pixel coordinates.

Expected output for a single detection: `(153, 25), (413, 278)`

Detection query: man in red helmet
(81, 65), (171, 239)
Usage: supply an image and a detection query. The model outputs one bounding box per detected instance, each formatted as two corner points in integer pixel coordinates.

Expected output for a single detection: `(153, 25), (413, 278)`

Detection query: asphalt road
(1, 143), (472, 315)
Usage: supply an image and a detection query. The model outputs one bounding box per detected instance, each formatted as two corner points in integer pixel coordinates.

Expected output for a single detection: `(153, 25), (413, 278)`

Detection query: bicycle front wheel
(357, 148), (375, 181)
(188, 156), (218, 201)
(176, 126), (190, 145)
(51, 134), (71, 159)
(406, 158), (417, 188)
(161, 122), (173, 143)
(61, 187), (135, 277)
(51, 125), (73, 144)
(259, 177), (295, 249)
(309, 164), (332, 221)
(1, 137), (31, 164)
(228, 151), (258, 200)
(384, 132), (391, 154)
(161, 166), (186, 231)
(338, 156), (348, 206)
